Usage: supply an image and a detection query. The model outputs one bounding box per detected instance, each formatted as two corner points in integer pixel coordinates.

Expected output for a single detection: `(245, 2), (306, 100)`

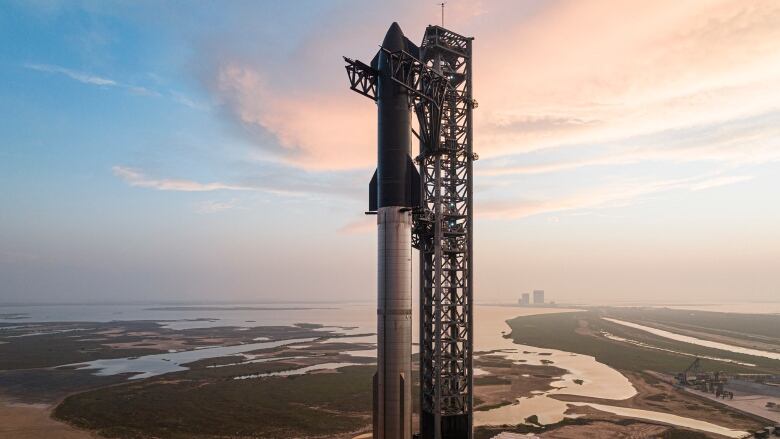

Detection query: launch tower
(415, 25), (475, 439)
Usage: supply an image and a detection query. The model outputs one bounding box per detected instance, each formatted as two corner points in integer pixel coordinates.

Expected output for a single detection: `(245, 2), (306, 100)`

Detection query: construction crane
(676, 357), (701, 386)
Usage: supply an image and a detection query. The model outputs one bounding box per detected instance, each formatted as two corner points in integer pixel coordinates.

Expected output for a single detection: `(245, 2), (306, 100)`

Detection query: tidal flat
(0, 303), (777, 438)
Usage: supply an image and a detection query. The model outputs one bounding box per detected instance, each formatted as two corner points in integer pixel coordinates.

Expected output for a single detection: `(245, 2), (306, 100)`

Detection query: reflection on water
(604, 318), (780, 361)
(655, 303), (780, 315)
(8, 302), (756, 436)
(0, 302), (379, 332)
(472, 307), (749, 438)
(570, 403), (749, 438)
(476, 395), (571, 426)
(473, 307), (636, 427)
(66, 337), (317, 379)
(601, 331), (756, 366)
(234, 362), (363, 379)
(206, 355), (306, 368)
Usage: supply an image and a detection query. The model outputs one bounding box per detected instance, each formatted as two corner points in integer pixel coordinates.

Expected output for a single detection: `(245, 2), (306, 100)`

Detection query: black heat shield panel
(403, 37), (420, 59)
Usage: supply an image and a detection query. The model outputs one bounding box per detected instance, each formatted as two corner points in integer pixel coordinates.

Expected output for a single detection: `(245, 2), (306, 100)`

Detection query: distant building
(519, 293), (530, 305)
(533, 290), (545, 304)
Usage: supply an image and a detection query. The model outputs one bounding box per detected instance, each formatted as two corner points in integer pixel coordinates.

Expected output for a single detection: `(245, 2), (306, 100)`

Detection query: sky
(1, 0), (779, 304)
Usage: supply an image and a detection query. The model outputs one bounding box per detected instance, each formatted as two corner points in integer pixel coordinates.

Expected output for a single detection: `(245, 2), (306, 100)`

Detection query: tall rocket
(369, 22), (419, 439)
(347, 20), (475, 439)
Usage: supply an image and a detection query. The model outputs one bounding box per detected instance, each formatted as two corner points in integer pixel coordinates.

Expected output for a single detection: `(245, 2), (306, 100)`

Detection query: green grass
(0, 321), (345, 370)
(507, 311), (779, 374)
(601, 307), (780, 341)
(55, 365), (375, 439)
(0, 321), (165, 370)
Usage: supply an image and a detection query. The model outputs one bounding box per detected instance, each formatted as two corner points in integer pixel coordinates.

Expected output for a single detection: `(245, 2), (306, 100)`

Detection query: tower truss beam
(415, 25), (475, 439)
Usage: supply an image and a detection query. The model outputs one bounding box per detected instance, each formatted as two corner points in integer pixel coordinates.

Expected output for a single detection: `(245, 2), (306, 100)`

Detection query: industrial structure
(533, 290), (545, 305)
(675, 358), (733, 399)
(345, 21), (476, 439)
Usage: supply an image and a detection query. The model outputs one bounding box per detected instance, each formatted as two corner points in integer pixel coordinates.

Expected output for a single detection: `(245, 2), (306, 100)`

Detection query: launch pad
(345, 22), (476, 439)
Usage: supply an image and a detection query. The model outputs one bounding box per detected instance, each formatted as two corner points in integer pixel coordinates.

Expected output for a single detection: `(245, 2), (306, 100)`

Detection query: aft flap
(369, 169), (378, 212)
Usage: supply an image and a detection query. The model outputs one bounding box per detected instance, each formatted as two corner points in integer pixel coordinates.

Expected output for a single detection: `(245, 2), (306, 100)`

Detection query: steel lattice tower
(344, 23), (475, 439)
(415, 26), (474, 439)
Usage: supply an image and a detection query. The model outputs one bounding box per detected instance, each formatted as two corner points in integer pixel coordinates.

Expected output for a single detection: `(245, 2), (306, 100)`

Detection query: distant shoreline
(144, 306), (337, 311)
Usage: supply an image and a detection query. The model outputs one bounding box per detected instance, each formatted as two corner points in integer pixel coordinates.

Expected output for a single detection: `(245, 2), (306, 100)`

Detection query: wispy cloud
(689, 175), (753, 191)
(195, 199), (239, 214)
(24, 63), (157, 95)
(338, 216), (375, 235)
(214, 63), (374, 169)
(479, 173), (754, 220)
(112, 164), (365, 202)
(24, 63), (211, 107)
(203, 0), (780, 174)
(479, 113), (780, 176)
(112, 166), (252, 192)
(24, 63), (117, 86)
(171, 92), (211, 111)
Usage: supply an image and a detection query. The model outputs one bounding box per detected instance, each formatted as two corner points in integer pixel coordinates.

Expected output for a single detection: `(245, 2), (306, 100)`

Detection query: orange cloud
(474, 0), (780, 157)
(216, 63), (376, 170)
(112, 166), (253, 192)
(208, 0), (780, 176)
(338, 215), (375, 235)
(478, 173), (753, 219)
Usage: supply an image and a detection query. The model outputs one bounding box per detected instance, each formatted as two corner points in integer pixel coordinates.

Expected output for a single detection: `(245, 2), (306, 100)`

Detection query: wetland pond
(1, 303), (754, 437)
(603, 317), (780, 361)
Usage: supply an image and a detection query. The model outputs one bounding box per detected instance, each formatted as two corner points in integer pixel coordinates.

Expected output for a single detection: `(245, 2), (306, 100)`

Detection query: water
(471, 307), (749, 438)
(68, 337), (318, 379)
(0, 302), (378, 332)
(604, 318), (780, 361)
(586, 301), (780, 315)
(473, 307), (637, 426)
(659, 303), (780, 315)
(0, 302), (756, 436)
(234, 362), (364, 379)
(569, 403), (750, 438)
(601, 331), (756, 367)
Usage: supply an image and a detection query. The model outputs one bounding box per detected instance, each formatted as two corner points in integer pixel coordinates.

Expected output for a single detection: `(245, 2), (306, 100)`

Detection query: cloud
(24, 63), (160, 95)
(25, 63), (117, 86)
(213, 63), (374, 170)
(338, 215), (375, 235)
(201, 0), (780, 174)
(23, 63), (217, 106)
(195, 199), (239, 214)
(490, 115), (601, 133)
(473, 0), (780, 158)
(479, 112), (780, 176)
(112, 163), (367, 202)
(689, 175), (753, 191)
(171, 92), (211, 111)
(479, 173), (753, 219)
(112, 166), (252, 192)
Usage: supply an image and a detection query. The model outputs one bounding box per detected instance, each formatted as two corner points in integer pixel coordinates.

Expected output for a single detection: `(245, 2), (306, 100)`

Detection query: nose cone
(382, 22), (406, 51)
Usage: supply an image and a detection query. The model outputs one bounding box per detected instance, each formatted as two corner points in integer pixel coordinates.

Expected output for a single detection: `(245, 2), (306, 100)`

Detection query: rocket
(348, 20), (475, 439)
(367, 22), (420, 439)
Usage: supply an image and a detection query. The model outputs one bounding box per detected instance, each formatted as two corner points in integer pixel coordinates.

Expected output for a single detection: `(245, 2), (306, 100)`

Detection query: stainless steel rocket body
(376, 207), (412, 439)
(372, 22), (414, 439)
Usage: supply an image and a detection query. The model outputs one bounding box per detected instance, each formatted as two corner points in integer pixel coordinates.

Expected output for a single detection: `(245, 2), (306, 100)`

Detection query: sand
(0, 398), (97, 439)
(552, 371), (764, 432)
